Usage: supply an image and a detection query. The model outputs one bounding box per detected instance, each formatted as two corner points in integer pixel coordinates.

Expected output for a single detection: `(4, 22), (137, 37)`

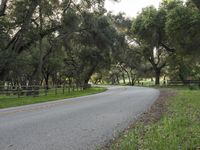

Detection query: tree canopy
(0, 0), (200, 87)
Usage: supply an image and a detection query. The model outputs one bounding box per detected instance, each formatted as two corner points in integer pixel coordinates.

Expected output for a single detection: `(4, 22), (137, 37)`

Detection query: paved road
(0, 86), (159, 150)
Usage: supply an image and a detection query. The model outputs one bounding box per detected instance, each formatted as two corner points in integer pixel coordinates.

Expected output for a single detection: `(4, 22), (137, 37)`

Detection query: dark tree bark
(148, 57), (166, 85)
(120, 64), (131, 85)
(83, 66), (97, 89)
(43, 72), (50, 89)
(116, 74), (120, 84)
(0, 0), (8, 16)
(160, 43), (175, 52)
(155, 69), (161, 85)
(130, 71), (136, 86)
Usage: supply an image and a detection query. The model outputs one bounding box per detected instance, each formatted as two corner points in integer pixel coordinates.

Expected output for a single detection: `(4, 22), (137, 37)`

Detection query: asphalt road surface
(0, 86), (159, 150)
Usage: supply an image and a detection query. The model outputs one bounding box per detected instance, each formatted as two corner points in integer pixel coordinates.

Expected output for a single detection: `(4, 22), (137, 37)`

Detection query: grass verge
(0, 87), (107, 109)
(108, 89), (200, 150)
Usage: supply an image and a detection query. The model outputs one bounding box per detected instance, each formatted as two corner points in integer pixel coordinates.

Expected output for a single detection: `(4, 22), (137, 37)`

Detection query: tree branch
(160, 42), (175, 52)
(0, 0), (8, 16)
(192, 0), (200, 10)
(63, 0), (72, 13)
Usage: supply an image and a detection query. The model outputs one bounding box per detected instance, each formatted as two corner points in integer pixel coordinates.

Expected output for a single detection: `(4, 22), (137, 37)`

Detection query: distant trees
(128, 0), (200, 85)
(103, 0), (200, 85)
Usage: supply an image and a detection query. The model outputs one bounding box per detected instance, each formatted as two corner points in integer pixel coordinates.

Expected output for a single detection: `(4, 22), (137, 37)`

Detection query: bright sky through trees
(105, 0), (162, 17)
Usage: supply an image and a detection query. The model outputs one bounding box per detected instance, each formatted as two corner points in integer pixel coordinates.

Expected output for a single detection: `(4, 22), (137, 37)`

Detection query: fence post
(63, 83), (65, 94)
(33, 85), (35, 97)
(55, 84), (57, 95)
(45, 85), (48, 96)
(80, 84), (82, 91)
(76, 84), (78, 91)
(6, 85), (8, 96)
(17, 85), (20, 98)
(31, 85), (33, 96)
(67, 84), (70, 93)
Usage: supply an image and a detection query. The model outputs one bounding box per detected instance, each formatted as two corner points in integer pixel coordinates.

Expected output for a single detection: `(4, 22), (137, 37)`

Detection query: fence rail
(0, 84), (84, 98)
(167, 80), (200, 86)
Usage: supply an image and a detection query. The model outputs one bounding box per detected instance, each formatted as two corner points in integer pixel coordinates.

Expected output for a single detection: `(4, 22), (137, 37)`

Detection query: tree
(62, 12), (119, 87)
(41, 38), (65, 89)
(0, 0), (112, 78)
(131, 6), (172, 85)
(165, 0), (200, 55)
(161, 0), (200, 83)
(0, 0), (122, 86)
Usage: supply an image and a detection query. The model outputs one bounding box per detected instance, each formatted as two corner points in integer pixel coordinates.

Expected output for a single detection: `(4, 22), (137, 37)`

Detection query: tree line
(0, 0), (200, 88)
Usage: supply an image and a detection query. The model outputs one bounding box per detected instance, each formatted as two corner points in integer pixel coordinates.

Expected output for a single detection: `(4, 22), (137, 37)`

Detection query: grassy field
(0, 87), (106, 109)
(110, 89), (200, 150)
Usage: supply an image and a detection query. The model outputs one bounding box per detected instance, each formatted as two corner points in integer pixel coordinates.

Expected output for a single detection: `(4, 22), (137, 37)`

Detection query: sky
(105, 0), (162, 18)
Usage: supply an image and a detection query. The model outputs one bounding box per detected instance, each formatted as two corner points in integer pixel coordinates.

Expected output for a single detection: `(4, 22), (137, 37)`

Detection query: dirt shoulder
(137, 88), (177, 125)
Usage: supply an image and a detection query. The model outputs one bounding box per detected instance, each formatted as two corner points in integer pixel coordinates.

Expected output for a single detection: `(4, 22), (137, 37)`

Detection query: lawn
(110, 89), (200, 150)
(0, 87), (106, 109)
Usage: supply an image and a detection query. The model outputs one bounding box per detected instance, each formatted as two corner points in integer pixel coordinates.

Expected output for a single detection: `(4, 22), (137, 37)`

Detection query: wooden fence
(167, 80), (200, 86)
(0, 84), (84, 98)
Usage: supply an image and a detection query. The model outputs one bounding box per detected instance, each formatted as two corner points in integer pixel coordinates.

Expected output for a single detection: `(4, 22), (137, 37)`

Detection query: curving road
(0, 86), (159, 150)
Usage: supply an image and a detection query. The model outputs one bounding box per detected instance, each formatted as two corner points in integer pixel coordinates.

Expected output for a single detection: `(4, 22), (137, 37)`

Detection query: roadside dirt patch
(137, 88), (177, 125)
(102, 88), (177, 150)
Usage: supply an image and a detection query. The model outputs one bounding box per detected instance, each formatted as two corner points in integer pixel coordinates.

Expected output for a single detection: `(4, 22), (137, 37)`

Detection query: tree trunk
(148, 57), (165, 85)
(131, 78), (135, 86)
(111, 75), (115, 85)
(83, 66), (96, 89)
(123, 68), (131, 85)
(130, 71), (135, 86)
(122, 72), (126, 84)
(44, 74), (49, 89)
(0, 0), (8, 16)
(155, 69), (161, 85)
(116, 74), (120, 84)
(179, 72), (186, 85)
(127, 72), (131, 85)
(83, 78), (91, 89)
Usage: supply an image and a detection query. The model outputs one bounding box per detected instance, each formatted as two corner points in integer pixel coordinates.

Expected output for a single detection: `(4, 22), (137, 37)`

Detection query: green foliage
(1, 0), (200, 87)
(188, 84), (199, 90)
(62, 8), (80, 31)
(62, 11), (121, 85)
(0, 0), (124, 86)
(165, 2), (200, 55)
(132, 6), (159, 46)
(192, 0), (200, 9)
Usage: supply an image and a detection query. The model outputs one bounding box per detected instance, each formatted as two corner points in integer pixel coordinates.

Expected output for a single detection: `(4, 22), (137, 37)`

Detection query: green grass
(110, 89), (200, 150)
(0, 87), (106, 109)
